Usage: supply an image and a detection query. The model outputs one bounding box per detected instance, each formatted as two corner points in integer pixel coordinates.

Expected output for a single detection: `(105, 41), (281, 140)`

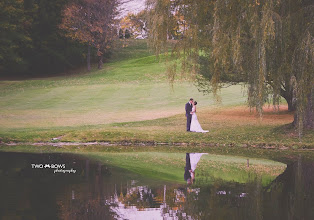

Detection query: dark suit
(184, 153), (191, 181)
(185, 102), (193, 131)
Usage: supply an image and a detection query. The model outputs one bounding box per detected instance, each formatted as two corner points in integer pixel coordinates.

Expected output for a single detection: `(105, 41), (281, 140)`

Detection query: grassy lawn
(0, 40), (313, 147)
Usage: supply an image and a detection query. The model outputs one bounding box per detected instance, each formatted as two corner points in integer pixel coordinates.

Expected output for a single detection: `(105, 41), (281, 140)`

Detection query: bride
(190, 101), (209, 133)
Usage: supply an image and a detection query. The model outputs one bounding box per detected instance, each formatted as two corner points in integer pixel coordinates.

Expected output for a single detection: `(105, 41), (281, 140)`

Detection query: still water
(0, 151), (313, 220)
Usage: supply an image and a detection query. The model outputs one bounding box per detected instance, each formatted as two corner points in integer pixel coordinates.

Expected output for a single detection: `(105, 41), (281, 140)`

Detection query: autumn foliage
(60, 0), (119, 70)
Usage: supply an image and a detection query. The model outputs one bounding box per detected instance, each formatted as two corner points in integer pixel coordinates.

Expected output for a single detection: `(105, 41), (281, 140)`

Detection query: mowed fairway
(0, 82), (245, 128)
(0, 40), (246, 129)
(0, 40), (312, 146)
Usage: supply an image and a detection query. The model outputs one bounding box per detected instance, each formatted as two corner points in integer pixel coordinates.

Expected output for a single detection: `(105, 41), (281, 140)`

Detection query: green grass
(0, 83), (245, 128)
(0, 39), (313, 146)
(0, 40), (246, 129)
(0, 108), (312, 147)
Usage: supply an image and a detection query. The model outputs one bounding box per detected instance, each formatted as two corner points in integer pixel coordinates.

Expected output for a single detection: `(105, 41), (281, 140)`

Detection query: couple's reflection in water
(184, 152), (208, 185)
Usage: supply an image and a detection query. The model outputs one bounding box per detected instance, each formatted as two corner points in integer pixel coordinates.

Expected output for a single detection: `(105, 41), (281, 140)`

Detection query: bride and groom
(185, 98), (209, 133)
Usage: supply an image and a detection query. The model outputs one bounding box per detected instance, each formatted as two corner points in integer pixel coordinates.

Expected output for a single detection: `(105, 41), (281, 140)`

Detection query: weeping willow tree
(147, 0), (314, 135)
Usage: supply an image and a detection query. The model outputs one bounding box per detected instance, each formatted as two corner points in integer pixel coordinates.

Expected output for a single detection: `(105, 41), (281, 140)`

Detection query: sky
(119, 0), (146, 17)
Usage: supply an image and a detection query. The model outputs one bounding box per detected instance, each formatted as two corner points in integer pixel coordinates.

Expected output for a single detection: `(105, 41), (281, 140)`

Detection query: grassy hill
(0, 40), (312, 147)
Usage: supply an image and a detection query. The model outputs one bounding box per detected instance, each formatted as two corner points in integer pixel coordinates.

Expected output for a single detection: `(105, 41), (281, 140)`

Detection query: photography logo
(31, 163), (76, 174)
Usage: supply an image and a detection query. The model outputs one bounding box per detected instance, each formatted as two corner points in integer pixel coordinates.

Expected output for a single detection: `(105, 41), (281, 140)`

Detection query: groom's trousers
(186, 114), (192, 131)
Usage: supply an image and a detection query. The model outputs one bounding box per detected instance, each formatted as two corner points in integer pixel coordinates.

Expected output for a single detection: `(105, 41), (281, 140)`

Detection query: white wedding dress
(190, 106), (209, 133)
(190, 153), (208, 171)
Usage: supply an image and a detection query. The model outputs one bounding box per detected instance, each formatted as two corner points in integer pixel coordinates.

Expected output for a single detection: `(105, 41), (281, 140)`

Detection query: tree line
(0, 0), (119, 77)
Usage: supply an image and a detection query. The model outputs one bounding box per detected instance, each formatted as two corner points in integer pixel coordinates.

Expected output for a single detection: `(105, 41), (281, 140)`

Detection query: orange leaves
(60, 0), (118, 54)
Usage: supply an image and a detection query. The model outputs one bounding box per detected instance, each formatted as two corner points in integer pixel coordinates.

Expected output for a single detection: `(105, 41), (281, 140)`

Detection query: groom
(185, 98), (193, 132)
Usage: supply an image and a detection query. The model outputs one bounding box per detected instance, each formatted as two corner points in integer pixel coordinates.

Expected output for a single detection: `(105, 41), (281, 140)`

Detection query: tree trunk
(303, 90), (314, 129)
(86, 2), (91, 72)
(287, 99), (296, 112)
(280, 88), (296, 111)
(293, 89), (314, 130)
(98, 54), (104, 69)
(87, 44), (91, 71)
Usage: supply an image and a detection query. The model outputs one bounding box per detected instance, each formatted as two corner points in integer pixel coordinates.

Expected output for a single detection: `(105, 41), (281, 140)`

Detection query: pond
(0, 150), (313, 220)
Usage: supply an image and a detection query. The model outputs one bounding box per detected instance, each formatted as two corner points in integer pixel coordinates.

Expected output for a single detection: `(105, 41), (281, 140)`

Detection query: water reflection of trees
(264, 156), (314, 220)
(49, 157), (313, 219)
(109, 159), (312, 219)
(57, 160), (118, 220)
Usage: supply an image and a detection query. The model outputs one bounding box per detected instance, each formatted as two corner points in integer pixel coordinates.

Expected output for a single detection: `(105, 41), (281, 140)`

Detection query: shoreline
(1, 140), (313, 150)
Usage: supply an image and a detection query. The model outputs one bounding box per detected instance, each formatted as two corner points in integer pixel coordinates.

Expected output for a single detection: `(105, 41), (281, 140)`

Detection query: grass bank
(0, 40), (312, 147)
(1, 105), (312, 147)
